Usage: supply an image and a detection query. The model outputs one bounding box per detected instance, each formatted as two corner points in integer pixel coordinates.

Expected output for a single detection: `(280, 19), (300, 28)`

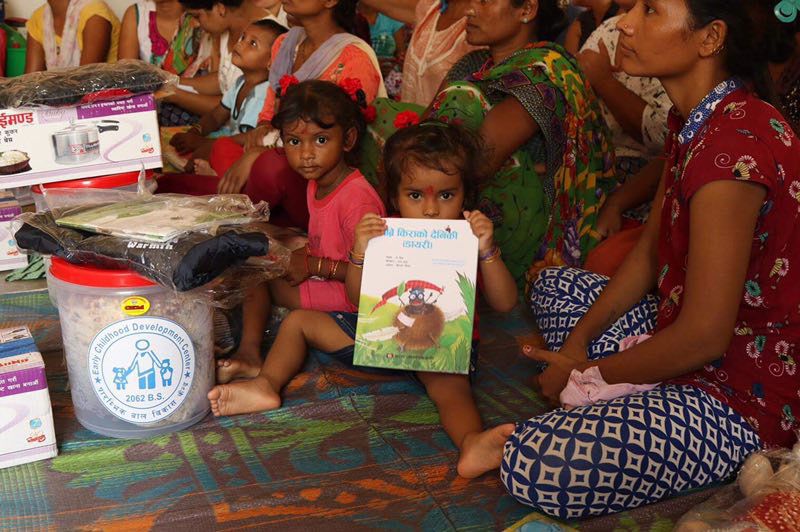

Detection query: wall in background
(7, 0), (129, 22)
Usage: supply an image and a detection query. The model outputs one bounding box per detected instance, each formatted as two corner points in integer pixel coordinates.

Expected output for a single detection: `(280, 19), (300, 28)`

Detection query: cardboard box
(0, 191), (26, 271)
(0, 326), (58, 469)
(0, 94), (161, 189)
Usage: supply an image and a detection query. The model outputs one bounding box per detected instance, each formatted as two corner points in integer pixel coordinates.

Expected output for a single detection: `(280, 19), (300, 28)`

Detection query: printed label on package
(88, 317), (195, 424)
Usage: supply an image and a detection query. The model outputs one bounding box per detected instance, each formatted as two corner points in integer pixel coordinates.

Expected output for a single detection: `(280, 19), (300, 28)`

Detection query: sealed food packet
(0, 60), (178, 109)
(675, 439), (800, 531)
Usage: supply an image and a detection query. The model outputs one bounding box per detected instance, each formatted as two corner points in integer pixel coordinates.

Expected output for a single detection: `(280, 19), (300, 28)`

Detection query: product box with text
(0, 94), (161, 189)
(0, 326), (58, 470)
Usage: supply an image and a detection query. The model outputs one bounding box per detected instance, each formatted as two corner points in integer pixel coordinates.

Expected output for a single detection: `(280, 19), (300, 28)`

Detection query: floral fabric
(362, 44), (616, 292)
(660, 80), (800, 448)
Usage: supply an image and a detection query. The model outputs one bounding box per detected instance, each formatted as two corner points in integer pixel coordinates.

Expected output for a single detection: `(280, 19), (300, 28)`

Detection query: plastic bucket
(47, 257), (213, 439)
(31, 169), (158, 212)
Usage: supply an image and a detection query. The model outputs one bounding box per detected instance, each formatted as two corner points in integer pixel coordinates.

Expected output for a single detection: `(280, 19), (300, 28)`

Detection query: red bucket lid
(50, 257), (156, 288)
(32, 170), (155, 194)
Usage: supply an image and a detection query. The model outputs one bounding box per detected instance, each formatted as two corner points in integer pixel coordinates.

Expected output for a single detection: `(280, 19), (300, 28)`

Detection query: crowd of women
(17, 0), (800, 521)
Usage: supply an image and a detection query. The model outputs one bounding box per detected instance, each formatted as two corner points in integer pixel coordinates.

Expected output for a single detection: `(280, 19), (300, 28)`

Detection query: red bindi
(424, 185), (435, 197)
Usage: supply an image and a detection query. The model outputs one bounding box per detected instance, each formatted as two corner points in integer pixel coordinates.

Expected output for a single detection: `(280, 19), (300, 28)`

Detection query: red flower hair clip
(394, 110), (420, 129)
(362, 104), (377, 124)
(278, 75), (300, 97)
(340, 78), (363, 100)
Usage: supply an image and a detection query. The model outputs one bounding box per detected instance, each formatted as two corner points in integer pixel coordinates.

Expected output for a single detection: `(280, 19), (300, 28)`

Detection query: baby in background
(170, 18), (287, 173)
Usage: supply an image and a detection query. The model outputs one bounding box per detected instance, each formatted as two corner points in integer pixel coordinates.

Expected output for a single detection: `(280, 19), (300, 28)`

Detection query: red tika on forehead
(424, 185), (435, 196)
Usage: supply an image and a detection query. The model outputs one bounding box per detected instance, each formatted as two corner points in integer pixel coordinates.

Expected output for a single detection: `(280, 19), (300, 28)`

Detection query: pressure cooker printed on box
(0, 94), (161, 188)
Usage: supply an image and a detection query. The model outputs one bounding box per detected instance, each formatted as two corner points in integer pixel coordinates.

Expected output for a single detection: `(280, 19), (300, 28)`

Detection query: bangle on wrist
(330, 260), (340, 279)
(189, 123), (202, 134)
(316, 256), (324, 277)
(348, 249), (364, 267)
(479, 245), (501, 263)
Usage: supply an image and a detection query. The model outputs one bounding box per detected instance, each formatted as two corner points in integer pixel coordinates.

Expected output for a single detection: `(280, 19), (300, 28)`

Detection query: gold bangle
(330, 260), (340, 279)
(317, 256), (324, 276)
(189, 123), (202, 134)
(349, 249), (365, 260)
(480, 247), (501, 264)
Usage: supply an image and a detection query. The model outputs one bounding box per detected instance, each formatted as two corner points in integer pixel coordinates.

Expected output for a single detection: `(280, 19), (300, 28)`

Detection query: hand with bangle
(465, 210), (503, 265)
(284, 245), (312, 286)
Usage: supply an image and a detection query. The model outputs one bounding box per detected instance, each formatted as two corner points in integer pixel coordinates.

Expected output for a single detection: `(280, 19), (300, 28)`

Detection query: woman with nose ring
(363, 0), (617, 294)
(469, 0), (800, 520)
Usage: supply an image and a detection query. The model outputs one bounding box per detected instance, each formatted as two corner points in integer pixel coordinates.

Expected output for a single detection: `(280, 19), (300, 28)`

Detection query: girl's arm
(563, 20), (582, 56)
(118, 5), (141, 60)
(592, 76), (648, 144)
(465, 210), (516, 312)
(357, 0), (416, 25)
(79, 16), (112, 65)
(393, 26), (408, 65)
(24, 35), (46, 73)
(478, 97), (540, 177)
(346, 213), (388, 306)
(596, 158), (664, 237)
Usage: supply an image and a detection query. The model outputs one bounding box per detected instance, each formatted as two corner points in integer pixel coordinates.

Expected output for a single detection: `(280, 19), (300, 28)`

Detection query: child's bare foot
(217, 347), (261, 383)
(457, 423), (516, 479)
(193, 159), (217, 176)
(207, 376), (281, 416)
(216, 358), (261, 383)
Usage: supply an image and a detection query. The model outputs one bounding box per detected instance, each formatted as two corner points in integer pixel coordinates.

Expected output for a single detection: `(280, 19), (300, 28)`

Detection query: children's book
(353, 218), (478, 374)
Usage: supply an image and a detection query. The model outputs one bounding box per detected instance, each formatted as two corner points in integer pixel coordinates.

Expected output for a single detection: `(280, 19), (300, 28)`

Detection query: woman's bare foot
(457, 423), (516, 479)
(217, 347), (261, 383)
(207, 375), (281, 416)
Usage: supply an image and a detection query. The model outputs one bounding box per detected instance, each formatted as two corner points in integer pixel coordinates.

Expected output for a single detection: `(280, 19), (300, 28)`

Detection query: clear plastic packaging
(675, 442), (800, 531)
(13, 175), (290, 306)
(0, 60), (177, 109)
(46, 188), (268, 243)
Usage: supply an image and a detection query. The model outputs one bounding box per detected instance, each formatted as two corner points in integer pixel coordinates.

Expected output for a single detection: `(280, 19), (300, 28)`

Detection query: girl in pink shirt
(215, 80), (386, 384)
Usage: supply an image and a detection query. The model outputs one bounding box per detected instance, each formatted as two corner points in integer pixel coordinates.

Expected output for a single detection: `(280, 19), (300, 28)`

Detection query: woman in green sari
(363, 0), (617, 294)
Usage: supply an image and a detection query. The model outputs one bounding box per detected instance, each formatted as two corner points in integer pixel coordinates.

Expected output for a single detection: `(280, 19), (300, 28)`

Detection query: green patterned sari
(361, 43), (617, 293)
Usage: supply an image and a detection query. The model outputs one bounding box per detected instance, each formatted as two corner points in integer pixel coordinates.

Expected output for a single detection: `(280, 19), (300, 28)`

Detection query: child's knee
(418, 372), (470, 400)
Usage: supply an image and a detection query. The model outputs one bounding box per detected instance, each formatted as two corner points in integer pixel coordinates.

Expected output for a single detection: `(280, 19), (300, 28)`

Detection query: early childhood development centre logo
(89, 317), (195, 424)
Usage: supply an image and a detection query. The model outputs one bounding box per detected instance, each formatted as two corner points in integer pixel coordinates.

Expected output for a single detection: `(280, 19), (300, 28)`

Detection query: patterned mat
(0, 305), (715, 530)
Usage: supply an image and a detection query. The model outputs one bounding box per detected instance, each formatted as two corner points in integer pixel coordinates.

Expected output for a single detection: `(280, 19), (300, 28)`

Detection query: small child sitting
(170, 18), (286, 172)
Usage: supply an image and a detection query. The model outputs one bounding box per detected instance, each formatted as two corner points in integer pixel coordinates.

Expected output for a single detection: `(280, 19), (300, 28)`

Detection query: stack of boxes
(0, 326), (57, 469)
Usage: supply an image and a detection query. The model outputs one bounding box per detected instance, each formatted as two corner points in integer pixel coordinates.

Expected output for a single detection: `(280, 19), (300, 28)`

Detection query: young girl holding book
(214, 80), (386, 383)
(208, 121), (518, 479)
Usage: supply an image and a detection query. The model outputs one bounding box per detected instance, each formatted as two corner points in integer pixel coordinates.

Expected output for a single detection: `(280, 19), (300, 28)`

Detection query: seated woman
(205, 0), (384, 229)
(468, 0), (800, 519)
(364, 0), (617, 291)
(25, 0), (120, 72)
(119, 0), (211, 125)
